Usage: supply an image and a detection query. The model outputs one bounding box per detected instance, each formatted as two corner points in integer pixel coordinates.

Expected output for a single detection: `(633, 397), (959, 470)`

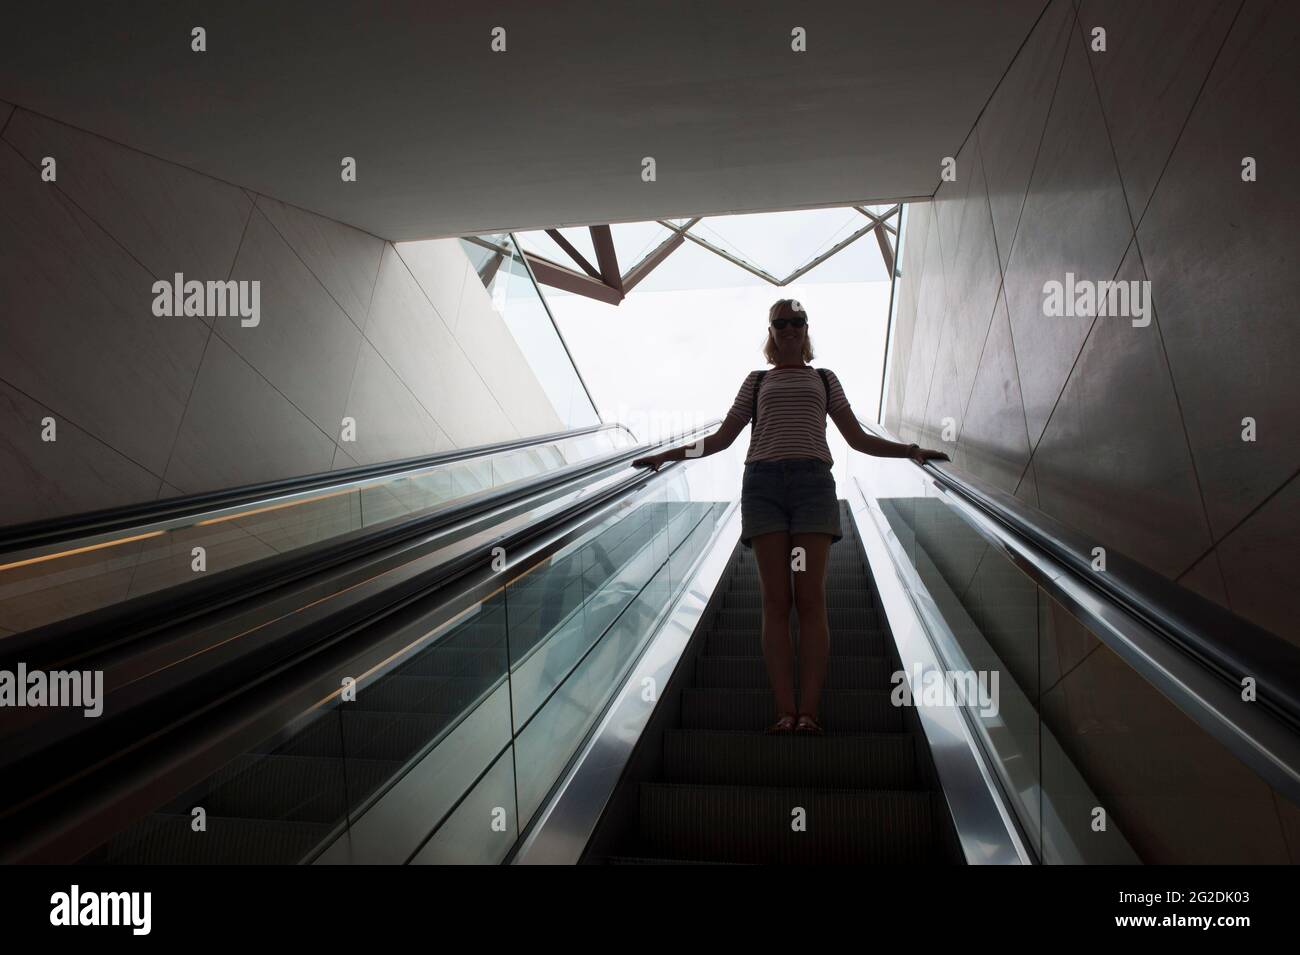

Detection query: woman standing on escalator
(632, 299), (947, 735)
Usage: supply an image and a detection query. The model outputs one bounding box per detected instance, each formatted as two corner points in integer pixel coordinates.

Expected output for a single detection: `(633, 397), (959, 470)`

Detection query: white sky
(519, 208), (896, 471)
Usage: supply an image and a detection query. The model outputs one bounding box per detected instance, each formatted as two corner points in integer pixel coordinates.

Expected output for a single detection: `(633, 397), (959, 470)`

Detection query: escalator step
(337, 711), (455, 763)
(636, 783), (939, 864)
(394, 646), (507, 679)
(438, 623), (509, 648)
(719, 589), (873, 612)
(701, 628), (886, 657)
(827, 589), (879, 609)
(695, 655), (892, 690)
(728, 572), (867, 589)
(99, 813), (333, 865)
(730, 556), (862, 574)
(680, 689), (903, 733)
(347, 675), (493, 714)
(167, 753), (400, 825)
(259, 710), (459, 764)
(714, 607), (879, 631)
(663, 730), (917, 789)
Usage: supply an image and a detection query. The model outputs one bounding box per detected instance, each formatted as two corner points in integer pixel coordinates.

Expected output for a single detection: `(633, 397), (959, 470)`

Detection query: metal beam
(781, 220), (880, 285)
(589, 225), (624, 293)
(621, 217), (699, 292)
(657, 219), (784, 286)
(545, 229), (601, 278)
(853, 204), (900, 235)
(478, 250), (505, 287)
(482, 200), (903, 307)
(525, 252), (623, 305)
(873, 223), (895, 274)
(622, 235), (680, 292)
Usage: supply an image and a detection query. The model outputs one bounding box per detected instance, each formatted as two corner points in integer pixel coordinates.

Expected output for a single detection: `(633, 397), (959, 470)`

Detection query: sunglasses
(770, 316), (807, 330)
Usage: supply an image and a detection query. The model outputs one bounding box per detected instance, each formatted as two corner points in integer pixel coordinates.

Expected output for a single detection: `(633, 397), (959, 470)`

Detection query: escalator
(86, 501), (662, 864)
(3, 414), (1299, 865)
(518, 421), (1300, 865)
(596, 502), (956, 864)
(0, 420), (736, 864)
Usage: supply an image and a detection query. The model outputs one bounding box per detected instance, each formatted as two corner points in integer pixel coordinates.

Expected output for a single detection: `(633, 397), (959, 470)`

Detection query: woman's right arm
(633, 372), (755, 470)
(632, 415), (747, 470)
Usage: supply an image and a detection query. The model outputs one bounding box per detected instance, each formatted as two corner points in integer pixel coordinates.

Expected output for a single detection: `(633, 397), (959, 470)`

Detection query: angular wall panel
(256, 194), (385, 329)
(978, 0), (1075, 272)
(0, 378), (161, 525)
(1030, 243), (1212, 578)
(163, 336), (337, 494)
(0, 138), (208, 477)
(3, 108), (253, 293)
(1135, 0), (1300, 538)
(223, 208), (364, 437)
(1000, 34), (1133, 447)
(1079, 0), (1240, 221)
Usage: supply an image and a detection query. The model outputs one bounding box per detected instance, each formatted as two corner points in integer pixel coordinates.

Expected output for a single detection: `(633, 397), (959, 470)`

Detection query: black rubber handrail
(0, 421), (635, 554)
(864, 419), (1300, 732)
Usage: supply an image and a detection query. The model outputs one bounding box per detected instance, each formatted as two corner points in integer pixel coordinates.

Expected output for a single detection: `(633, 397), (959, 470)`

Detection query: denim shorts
(739, 457), (842, 549)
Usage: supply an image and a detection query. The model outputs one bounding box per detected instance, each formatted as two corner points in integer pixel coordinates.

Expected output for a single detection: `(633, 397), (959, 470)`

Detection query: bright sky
(519, 208), (896, 473)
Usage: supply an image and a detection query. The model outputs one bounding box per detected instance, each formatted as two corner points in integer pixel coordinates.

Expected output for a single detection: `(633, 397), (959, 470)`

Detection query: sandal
(765, 713), (797, 735)
(795, 713), (824, 735)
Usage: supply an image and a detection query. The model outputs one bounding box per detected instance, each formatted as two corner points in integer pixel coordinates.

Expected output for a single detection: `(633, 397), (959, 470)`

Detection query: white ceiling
(0, 1), (1046, 241)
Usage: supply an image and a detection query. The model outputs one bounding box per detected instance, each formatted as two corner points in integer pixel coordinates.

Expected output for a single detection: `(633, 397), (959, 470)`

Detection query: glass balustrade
(0, 427), (636, 635)
(79, 440), (743, 864)
(847, 447), (1299, 864)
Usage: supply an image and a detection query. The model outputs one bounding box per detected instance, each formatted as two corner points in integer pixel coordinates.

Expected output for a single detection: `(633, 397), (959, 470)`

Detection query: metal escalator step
(336, 711), (455, 763)
(442, 622), (509, 648)
(702, 628), (886, 657)
(347, 674), (492, 714)
(731, 555), (863, 574)
(722, 582), (873, 605)
(695, 655), (892, 690)
(730, 543), (860, 559)
(714, 606), (879, 631)
(98, 813), (334, 865)
(663, 730), (917, 789)
(393, 645), (507, 679)
(719, 589), (873, 612)
(167, 753), (400, 825)
(726, 568), (865, 586)
(680, 688), (903, 733)
(816, 588), (875, 609)
(261, 710), (459, 763)
(636, 783), (940, 864)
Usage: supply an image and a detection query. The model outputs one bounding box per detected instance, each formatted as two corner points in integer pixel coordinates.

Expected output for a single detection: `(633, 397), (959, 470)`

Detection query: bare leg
(790, 533), (832, 719)
(751, 530), (795, 718)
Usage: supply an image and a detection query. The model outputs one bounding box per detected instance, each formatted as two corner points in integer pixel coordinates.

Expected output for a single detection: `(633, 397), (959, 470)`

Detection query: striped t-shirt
(724, 366), (852, 464)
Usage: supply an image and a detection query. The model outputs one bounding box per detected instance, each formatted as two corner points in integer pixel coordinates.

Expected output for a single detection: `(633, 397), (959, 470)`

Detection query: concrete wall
(884, 0), (1297, 645)
(0, 103), (572, 528)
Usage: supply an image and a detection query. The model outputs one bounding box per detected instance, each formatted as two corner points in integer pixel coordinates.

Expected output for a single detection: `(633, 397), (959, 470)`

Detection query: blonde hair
(762, 298), (814, 365)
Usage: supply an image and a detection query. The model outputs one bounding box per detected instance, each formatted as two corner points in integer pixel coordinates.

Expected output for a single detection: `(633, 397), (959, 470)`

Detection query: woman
(632, 298), (948, 734)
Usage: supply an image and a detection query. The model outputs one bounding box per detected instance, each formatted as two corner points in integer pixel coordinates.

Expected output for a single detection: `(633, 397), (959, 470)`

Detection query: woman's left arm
(829, 406), (950, 464)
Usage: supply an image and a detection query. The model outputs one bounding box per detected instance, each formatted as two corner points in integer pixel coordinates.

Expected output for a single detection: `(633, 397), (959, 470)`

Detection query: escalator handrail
(0, 421), (638, 554)
(863, 418), (1300, 735)
(0, 421), (716, 673)
(0, 436), (706, 861)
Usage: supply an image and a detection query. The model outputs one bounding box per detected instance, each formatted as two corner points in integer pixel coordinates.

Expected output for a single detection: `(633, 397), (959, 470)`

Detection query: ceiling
(0, 1), (1046, 241)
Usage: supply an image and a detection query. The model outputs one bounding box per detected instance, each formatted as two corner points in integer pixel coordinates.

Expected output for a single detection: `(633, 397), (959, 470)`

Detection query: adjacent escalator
(86, 511), (668, 865)
(0, 420), (744, 865)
